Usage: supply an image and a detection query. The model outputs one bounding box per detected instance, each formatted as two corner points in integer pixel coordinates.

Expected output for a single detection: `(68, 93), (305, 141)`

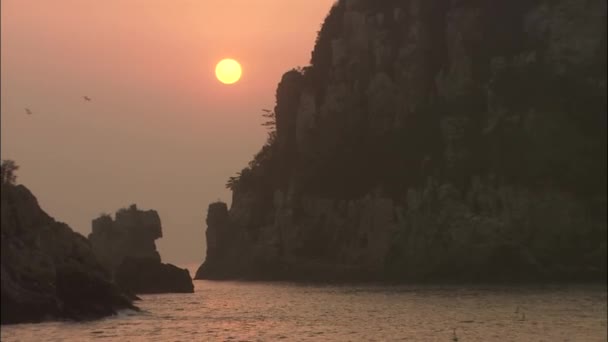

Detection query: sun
(215, 59), (242, 85)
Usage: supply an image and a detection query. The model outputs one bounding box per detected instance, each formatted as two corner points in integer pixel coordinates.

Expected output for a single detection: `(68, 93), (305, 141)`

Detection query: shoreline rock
(117, 257), (193, 294)
(1, 183), (138, 325)
(88, 205), (194, 294)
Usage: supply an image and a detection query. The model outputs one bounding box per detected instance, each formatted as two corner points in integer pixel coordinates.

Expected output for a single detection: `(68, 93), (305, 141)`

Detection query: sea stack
(88, 204), (194, 294)
(195, 0), (607, 282)
(194, 202), (231, 279)
(1, 182), (137, 325)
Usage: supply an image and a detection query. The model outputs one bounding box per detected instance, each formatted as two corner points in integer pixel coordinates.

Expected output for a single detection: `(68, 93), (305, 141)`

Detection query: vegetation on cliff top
(1, 159), (19, 185)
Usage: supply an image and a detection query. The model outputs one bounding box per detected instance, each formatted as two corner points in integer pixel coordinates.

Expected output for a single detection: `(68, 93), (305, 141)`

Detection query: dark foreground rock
(116, 257), (194, 294)
(1, 183), (137, 325)
(88, 205), (194, 294)
(196, 0), (607, 283)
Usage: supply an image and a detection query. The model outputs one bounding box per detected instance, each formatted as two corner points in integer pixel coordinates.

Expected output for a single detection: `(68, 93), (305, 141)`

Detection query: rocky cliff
(196, 0), (607, 282)
(88, 205), (193, 293)
(1, 183), (137, 324)
(89, 204), (163, 273)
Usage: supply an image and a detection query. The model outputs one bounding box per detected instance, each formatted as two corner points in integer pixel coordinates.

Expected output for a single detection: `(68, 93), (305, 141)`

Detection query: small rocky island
(88, 205), (194, 294)
(1, 163), (137, 324)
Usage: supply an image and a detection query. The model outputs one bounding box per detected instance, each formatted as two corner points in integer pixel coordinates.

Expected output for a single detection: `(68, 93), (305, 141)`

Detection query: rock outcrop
(116, 257), (194, 294)
(194, 202), (231, 279)
(1, 183), (137, 325)
(89, 205), (162, 273)
(196, 0), (607, 282)
(88, 205), (193, 294)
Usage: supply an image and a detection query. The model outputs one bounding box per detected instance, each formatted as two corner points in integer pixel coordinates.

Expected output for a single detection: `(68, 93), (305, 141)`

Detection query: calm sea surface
(2, 281), (606, 341)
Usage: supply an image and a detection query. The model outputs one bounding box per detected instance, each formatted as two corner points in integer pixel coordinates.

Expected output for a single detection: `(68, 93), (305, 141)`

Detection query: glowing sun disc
(215, 59), (242, 84)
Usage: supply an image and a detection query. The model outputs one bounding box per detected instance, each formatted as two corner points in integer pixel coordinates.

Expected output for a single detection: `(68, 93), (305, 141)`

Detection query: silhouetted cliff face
(194, 203), (230, 279)
(196, 0), (607, 282)
(1, 184), (136, 324)
(89, 205), (162, 274)
(88, 205), (193, 294)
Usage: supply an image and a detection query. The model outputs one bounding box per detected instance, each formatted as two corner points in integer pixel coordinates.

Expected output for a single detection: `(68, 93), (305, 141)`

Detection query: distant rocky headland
(196, 0), (607, 282)
(89, 205), (194, 294)
(1, 173), (137, 324)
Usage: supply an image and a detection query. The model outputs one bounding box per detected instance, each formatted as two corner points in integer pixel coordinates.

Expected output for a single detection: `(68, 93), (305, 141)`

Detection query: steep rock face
(196, 0), (607, 282)
(89, 205), (162, 273)
(1, 184), (137, 324)
(88, 205), (193, 293)
(195, 202), (231, 279)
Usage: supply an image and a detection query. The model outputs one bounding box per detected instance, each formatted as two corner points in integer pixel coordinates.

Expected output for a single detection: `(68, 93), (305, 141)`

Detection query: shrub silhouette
(226, 110), (279, 192)
(1, 159), (19, 185)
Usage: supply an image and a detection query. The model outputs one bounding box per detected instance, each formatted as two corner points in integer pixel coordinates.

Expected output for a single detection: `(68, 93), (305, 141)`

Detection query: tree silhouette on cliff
(1, 160), (19, 185)
(226, 109), (279, 191)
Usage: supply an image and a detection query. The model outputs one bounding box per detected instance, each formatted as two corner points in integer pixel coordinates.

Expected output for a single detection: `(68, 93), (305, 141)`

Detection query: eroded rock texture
(89, 205), (162, 273)
(89, 205), (193, 293)
(196, 0), (607, 282)
(1, 184), (137, 324)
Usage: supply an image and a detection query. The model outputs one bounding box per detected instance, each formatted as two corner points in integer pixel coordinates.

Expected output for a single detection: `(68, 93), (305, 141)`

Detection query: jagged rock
(89, 204), (161, 273)
(1, 183), (137, 325)
(116, 258), (193, 294)
(296, 90), (317, 155)
(331, 38), (347, 66)
(345, 10), (370, 51)
(195, 203), (230, 279)
(367, 72), (398, 135)
(88, 205), (193, 294)
(197, 0), (607, 282)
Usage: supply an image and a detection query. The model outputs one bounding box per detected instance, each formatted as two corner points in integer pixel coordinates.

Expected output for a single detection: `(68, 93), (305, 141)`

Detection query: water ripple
(1, 282), (606, 341)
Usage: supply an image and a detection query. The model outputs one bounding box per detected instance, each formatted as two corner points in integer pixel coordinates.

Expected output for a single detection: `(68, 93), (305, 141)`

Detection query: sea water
(2, 281), (606, 341)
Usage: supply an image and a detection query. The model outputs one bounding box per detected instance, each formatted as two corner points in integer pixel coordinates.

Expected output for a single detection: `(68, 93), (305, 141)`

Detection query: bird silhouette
(25, 108), (32, 115)
(83, 96), (92, 102)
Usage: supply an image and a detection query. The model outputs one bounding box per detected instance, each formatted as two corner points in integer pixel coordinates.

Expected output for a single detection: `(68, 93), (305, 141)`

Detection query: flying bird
(83, 96), (92, 102)
(25, 108), (32, 115)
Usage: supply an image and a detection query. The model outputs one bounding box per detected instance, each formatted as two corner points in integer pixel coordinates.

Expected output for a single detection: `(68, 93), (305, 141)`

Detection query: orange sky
(1, 0), (336, 266)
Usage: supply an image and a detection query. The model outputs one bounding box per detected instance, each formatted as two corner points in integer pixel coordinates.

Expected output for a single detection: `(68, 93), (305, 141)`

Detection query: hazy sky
(1, 0), (336, 267)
